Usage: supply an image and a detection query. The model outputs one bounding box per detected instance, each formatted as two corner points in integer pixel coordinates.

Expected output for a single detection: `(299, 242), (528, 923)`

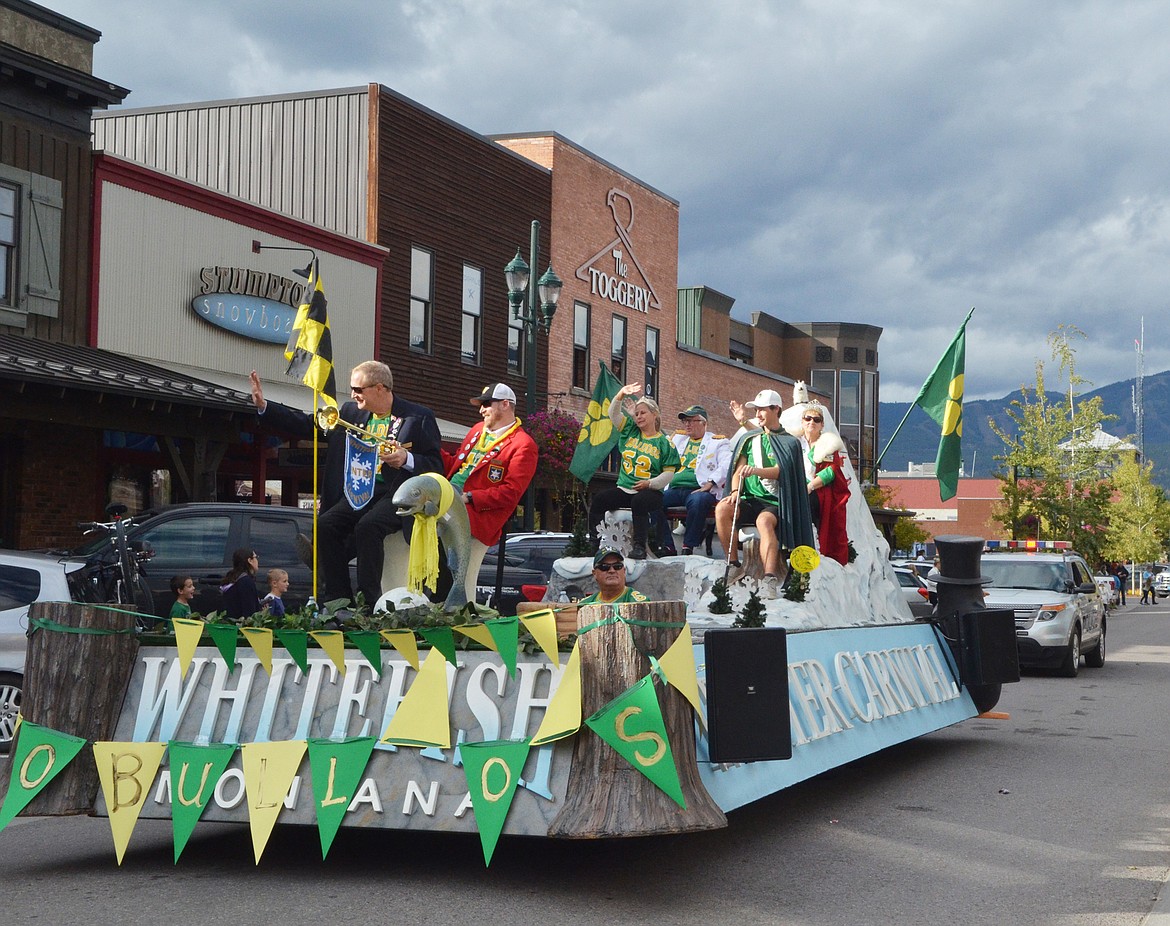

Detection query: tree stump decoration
(0, 601), (140, 814)
(548, 599), (726, 837)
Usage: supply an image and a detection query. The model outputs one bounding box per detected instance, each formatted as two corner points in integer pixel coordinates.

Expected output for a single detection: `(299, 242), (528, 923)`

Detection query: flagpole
(311, 388), (320, 605)
(873, 307), (975, 473)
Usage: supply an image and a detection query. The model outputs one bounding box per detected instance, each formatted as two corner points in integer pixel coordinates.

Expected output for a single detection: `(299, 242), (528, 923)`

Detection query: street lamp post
(504, 219), (563, 531)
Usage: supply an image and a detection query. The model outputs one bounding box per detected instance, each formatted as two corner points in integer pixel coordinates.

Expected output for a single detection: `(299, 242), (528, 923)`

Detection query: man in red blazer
(446, 383), (539, 600)
(448, 383), (539, 544)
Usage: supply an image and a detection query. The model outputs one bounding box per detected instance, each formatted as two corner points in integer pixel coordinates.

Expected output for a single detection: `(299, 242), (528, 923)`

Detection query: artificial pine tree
(734, 589), (766, 628)
(565, 512), (591, 556)
(709, 577), (733, 614)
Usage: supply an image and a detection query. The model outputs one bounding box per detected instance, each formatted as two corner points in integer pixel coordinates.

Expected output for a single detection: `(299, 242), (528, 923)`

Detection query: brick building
(881, 476), (1004, 547)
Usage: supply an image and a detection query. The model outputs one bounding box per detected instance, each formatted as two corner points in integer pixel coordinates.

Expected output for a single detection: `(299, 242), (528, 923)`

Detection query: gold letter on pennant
(19, 744), (56, 790)
(481, 757), (512, 803)
(615, 707), (666, 767)
(176, 761), (214, 808)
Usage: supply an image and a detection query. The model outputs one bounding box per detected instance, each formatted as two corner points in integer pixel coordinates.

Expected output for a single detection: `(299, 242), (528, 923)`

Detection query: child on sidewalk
(263, 568), (290, 618)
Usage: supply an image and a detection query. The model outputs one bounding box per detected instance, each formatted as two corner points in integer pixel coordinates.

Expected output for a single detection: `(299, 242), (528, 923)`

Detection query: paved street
(1, 602), (1168, 926)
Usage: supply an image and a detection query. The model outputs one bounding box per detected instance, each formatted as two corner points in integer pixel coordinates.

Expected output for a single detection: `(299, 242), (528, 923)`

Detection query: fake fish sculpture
(392, 473), (473, 612)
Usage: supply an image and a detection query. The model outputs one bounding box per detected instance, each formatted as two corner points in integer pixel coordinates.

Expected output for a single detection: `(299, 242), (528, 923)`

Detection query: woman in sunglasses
(801, 404), (851, 566)
(221, 548), (263, 621)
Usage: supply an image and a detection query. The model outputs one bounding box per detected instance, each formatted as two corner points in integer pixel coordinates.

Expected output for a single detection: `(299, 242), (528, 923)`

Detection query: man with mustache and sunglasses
(578, 548), (649, 605)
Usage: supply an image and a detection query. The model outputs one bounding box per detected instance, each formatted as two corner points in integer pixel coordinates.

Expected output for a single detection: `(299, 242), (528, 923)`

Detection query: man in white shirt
(658, 404), (731, 556)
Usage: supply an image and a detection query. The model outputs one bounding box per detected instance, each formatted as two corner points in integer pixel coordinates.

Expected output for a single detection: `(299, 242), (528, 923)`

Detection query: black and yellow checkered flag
(285, 258), (336, 406)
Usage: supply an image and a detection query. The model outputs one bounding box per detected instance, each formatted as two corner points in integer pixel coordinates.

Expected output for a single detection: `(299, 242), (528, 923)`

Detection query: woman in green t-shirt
(587, 382), (680, 560)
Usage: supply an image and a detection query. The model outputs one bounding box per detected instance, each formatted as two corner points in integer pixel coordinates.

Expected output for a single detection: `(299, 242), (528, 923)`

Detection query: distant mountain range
(878, 369), (1170, 488)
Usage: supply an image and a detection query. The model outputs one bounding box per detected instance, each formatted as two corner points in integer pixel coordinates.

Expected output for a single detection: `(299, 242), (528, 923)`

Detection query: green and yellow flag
(569, 361), (624, 482)
(285, 258), (337, 407)
(913, 308), (972, 501)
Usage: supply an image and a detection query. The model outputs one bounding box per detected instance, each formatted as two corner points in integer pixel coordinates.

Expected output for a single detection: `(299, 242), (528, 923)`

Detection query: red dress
(810, 436), (850, 566)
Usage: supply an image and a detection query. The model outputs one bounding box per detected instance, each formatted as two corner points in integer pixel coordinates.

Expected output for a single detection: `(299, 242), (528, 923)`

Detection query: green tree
(1102, 456), (1170, 566)
(989, 327), (1116, 564)
(864, 484), (930, 553)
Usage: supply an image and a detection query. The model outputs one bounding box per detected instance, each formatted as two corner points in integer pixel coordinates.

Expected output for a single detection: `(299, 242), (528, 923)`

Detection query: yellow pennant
(519, 609), (559, 666)
(240, 627), (274, 675)
(241, 740), (307, 865)
(93, 741), (168, 865)
(171, 618), (205, 679)
(530, 642), (582, 746)
(453, 623), (497, 651)
(380, 629), (420, 671)
(379, 648), (451, 749)
(656, 623), (705, 727)
(309, 630), (347, 677)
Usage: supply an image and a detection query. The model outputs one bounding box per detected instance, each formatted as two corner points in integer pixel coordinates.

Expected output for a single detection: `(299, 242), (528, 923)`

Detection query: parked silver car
(893, 565), (934, 618)
(981, 549), (1106, 677)
(0, 550), (99, 751)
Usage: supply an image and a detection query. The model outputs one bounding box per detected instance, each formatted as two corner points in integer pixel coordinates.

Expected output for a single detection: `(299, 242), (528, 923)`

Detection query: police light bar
(993, 539), (1073, 551)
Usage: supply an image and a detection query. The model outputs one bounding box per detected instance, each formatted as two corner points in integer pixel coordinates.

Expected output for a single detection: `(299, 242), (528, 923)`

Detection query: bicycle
(78, 503), (156, 629)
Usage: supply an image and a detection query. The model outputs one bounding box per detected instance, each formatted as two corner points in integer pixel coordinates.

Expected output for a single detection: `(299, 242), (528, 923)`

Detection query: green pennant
(206, 623), (239, 672)
(418, 626), (458, 667)
(346, 631), (384, 676)
(275, 629), (310, 674)
(584, 675), (686, 808)
(0, 721), (88, 831)
(485, 617), (519, 679)
(307, 736), (376, 859)
(459, 739), (532, 866)
(167, 741), (238, 862)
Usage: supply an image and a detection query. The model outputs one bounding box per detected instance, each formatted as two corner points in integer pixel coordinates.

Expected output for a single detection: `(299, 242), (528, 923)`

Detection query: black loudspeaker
(704, 627), (791, 763)
(958, 609), (1020, 685)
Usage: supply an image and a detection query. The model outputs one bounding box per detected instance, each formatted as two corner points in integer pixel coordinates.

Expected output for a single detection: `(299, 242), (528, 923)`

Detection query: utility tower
(1133, 318), (1145, 461)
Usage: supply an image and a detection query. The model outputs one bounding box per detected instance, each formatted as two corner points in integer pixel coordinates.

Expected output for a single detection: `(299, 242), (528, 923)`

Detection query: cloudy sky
(49, 0), (1170, 401)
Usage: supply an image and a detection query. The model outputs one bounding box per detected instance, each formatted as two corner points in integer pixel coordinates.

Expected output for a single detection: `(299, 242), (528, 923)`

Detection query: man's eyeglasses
(595, 563), (625, 572)
(351, 384), (383, 395)
(803, 416), (824, 423)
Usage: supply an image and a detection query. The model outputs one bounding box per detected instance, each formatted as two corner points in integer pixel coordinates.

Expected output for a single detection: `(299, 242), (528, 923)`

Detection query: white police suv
(981, 541), (1106, 678)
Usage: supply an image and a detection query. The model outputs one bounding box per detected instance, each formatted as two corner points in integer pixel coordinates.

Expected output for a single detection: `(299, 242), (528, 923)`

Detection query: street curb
(1143, 878), (1170, 926)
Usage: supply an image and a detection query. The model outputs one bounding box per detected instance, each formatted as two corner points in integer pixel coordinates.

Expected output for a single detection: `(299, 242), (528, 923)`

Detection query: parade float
(0, 314), (1019, 866)
(0, 428), (1017, 866)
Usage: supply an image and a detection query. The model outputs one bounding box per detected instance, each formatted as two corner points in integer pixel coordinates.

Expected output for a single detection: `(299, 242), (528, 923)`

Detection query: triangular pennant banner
(347, 631), (384, 676)
(585, 675), (686, 808)
(530, 641), (582, 746)
(379, 629), (419, 671)
(206, 623), (240, 672)
(453, 622), (497, 650)
(655, 622), (704, 724)
(518, 609), (559, 666)
(240, 627), (274, 675)
(274, 629), (310, 674)
(459, 739), (532, 866)
(417, 626), (458, 667)
(171, 618), (205, 679)
(0, 721), (88, 832)
(93, 741), (168, 865)
(241, 740), (307, 864)
(485, 617), (519, 679)
(309, 630), (347, 677)
(307, 736), (376, 858)
(379, 648), (451, 749)
(168, 741), (239, 862)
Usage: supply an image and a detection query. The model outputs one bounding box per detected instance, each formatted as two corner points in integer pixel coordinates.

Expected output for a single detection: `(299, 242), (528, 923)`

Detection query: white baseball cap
(471, 383), (518, 405)
(751, 389), (784, 408)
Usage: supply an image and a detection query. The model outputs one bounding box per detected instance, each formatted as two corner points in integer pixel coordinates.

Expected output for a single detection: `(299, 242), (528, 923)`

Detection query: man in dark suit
(249, 361), (443, 606)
